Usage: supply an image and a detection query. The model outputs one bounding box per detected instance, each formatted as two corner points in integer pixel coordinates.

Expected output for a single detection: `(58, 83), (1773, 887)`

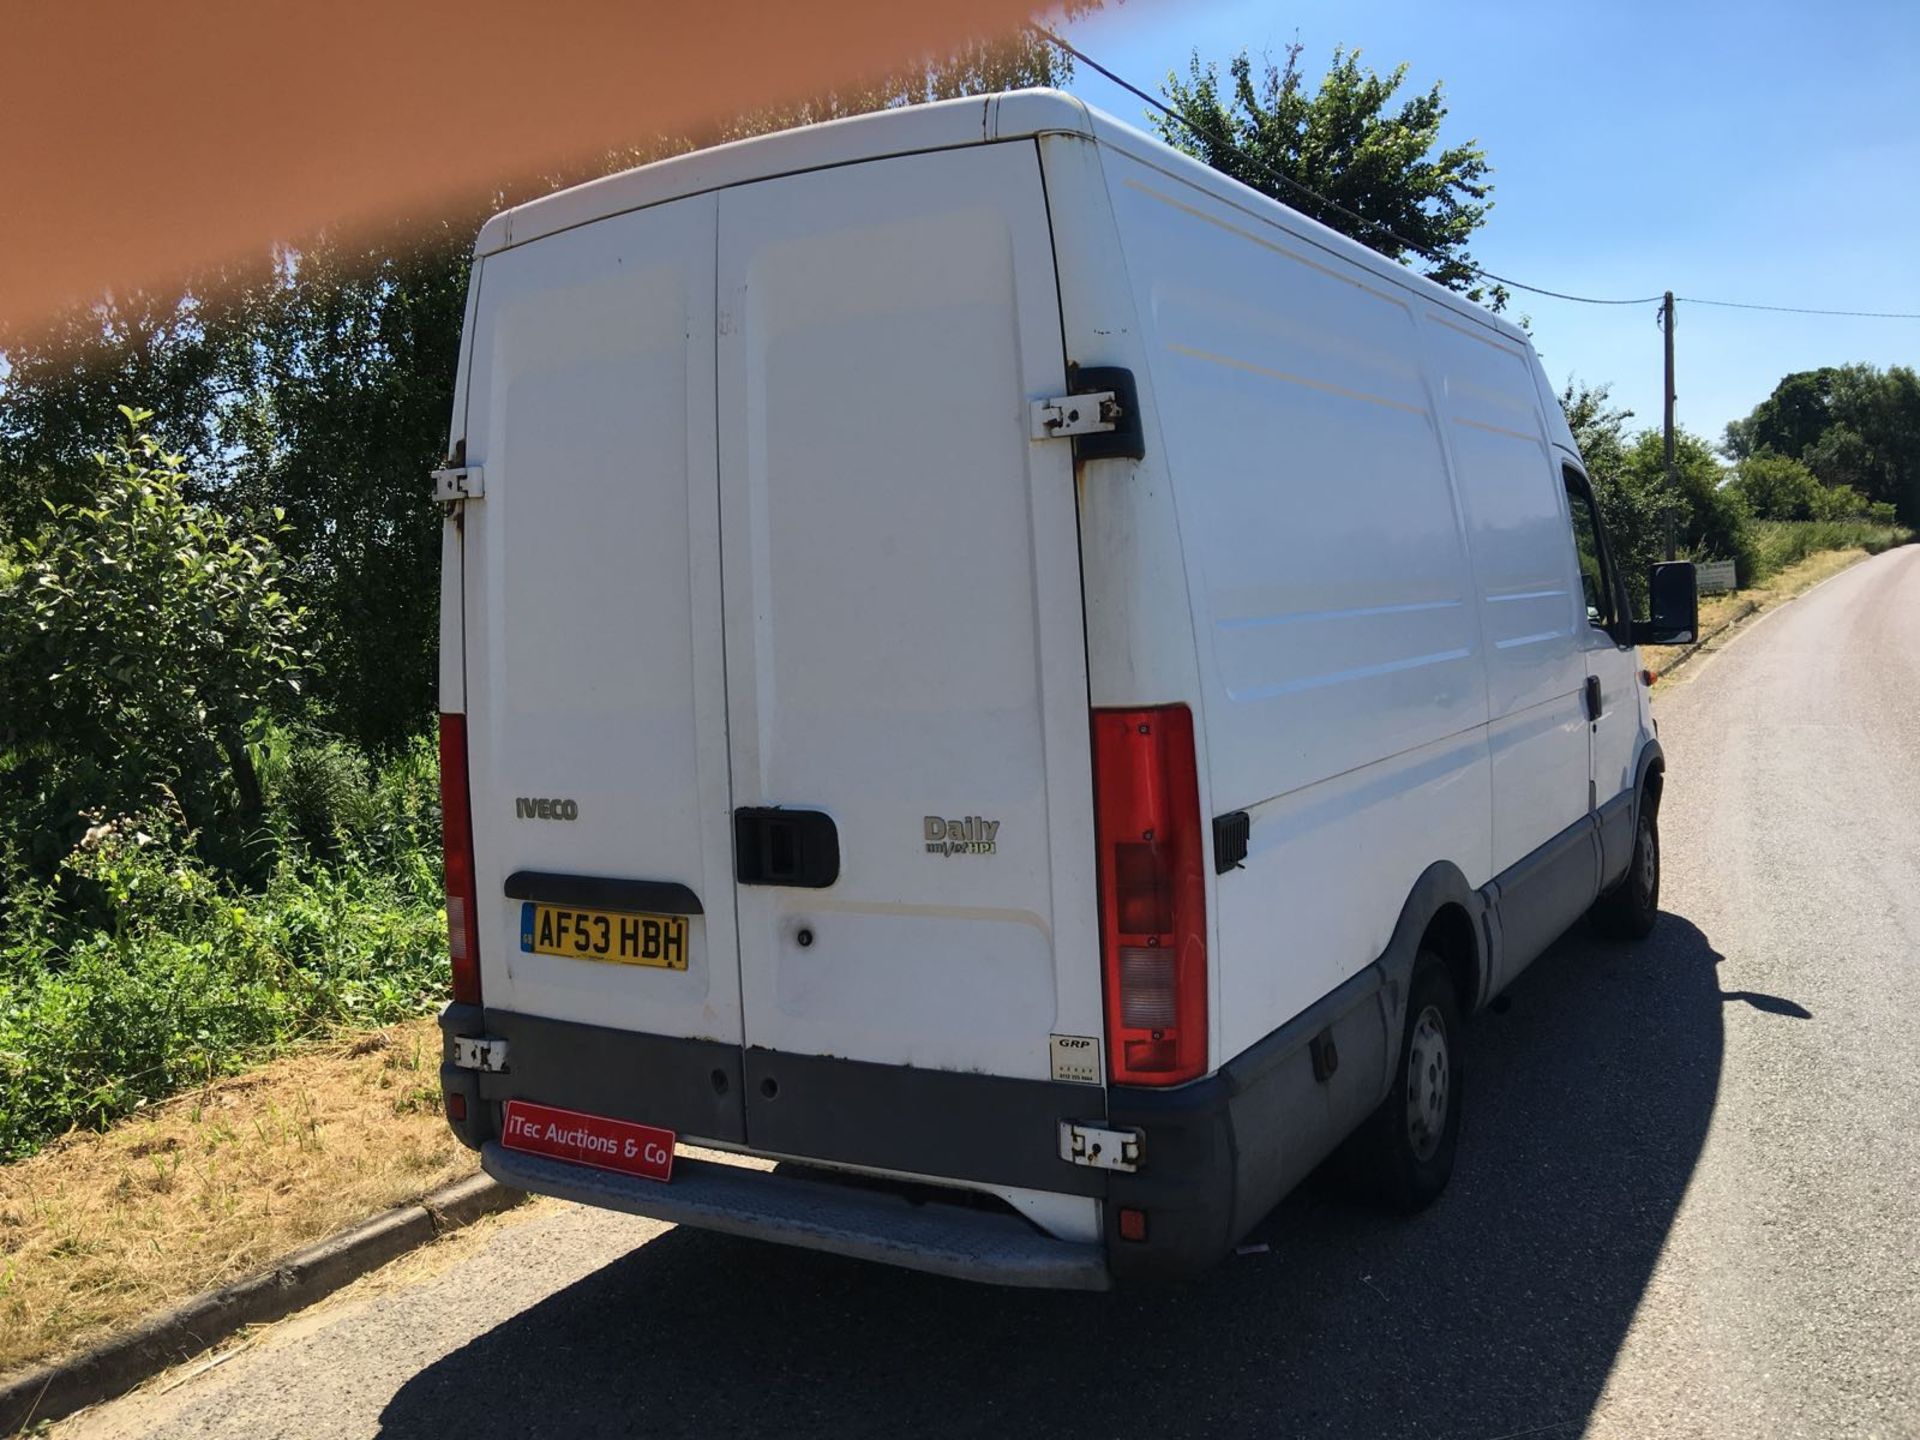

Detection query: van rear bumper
(480, 1142), (1111, 1290)
(441, 997), (1391, 1287)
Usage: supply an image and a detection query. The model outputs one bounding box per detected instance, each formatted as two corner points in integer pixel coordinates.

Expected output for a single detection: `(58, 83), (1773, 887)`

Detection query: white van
(434, 90), (1698, 1288)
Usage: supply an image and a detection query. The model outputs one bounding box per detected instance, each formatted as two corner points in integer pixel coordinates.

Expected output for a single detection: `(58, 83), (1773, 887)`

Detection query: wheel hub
(1405, 1004), (1450, 1162)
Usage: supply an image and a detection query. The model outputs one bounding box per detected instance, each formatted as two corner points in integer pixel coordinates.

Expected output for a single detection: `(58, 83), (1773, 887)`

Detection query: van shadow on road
(381, 916), (1742, 1440)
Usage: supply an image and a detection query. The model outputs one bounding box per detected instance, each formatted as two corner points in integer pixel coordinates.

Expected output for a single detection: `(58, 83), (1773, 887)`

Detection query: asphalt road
(62, 547), (1920, 1440)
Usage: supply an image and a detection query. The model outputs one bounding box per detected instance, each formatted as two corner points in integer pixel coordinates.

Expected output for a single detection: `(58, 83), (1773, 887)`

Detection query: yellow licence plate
(518, 902), (688, 970)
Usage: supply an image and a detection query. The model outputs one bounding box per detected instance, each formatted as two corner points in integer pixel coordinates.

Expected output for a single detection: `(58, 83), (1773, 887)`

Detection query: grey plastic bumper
(481, 1143), (1111, 1291)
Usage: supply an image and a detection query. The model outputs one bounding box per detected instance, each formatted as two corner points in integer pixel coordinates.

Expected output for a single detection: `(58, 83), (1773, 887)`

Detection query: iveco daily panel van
(434, 90), (1699, 1288)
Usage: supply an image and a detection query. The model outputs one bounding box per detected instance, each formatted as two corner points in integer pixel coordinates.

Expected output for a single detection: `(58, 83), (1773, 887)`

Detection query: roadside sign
(1696, 559), (1737, 594)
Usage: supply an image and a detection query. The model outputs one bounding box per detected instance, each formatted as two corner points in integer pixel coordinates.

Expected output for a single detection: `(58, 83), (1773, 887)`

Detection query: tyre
(1348, 950), (1463, 1213)
(1591, 789), (1660, 939)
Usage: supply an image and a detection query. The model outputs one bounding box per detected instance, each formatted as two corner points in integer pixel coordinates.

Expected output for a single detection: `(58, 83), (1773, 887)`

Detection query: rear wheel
(1350, 950), (1462, 1213)
(1592, 789), (1660, 939)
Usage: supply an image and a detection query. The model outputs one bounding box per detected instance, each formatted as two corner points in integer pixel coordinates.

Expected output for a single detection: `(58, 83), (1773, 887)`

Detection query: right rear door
(715, 143), (1106, 1102)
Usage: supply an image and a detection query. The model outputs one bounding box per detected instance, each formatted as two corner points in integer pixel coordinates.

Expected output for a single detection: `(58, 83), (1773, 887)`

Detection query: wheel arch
(1380, 861), (1490, 1029)
(1635, 737), (1667, 819)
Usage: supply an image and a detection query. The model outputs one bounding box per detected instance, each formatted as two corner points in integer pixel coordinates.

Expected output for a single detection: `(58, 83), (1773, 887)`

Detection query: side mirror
(1633, 562), (1699, 646)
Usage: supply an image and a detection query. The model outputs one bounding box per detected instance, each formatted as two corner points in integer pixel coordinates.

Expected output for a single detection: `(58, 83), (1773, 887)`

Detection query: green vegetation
(1, 411), (307, 870)
(1748, 518), (1912, 577)
(0, 790), (445, 1161)
(1561, 381), (1911, 605)
(1725, 364), (1920, 527)
(0, 415), (445, 1159)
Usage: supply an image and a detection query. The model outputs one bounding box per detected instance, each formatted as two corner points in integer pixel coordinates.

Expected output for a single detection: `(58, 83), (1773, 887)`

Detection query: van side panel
(458, 195), (743, 1045)
(1095, 151), (1493, 1062)
(1421, 312), (1588, 878)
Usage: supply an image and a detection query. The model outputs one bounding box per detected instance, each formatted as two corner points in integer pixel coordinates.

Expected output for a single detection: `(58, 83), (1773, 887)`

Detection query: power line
(1031, 24), (1920, 322)
(1675, 295), (1920, 320)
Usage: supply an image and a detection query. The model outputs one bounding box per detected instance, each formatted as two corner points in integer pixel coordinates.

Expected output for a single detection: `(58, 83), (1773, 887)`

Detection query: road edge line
(0, 1172), (524, 1435)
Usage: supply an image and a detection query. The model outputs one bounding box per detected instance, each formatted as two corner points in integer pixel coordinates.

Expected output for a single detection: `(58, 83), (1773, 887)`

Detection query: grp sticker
(1049, 1034), (1102, 1085)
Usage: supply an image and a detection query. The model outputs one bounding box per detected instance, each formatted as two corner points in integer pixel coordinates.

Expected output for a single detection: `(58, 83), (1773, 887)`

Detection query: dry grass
(0, 1015), (474, 1376)
(1642, 546), (1875, 681)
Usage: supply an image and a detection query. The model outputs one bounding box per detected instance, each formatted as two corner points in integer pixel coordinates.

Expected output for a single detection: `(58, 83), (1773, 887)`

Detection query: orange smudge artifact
(0, 0), (1054, 333)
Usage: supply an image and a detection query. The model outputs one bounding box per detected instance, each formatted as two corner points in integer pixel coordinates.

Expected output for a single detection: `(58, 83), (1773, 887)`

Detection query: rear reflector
(1118, 947), (1178, 1028)
(445, 1091), (468, 1123)
(1091, 705), (1207, 1086)
(439, 712), (482, 1005)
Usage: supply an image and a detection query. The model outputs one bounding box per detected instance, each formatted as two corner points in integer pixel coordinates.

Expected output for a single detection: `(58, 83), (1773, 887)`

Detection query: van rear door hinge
(1059, 1121), (1143, 1173)
(1030, 365), (1146, 462)
(1031, 392), (1121, 440)
(432, 464), (485, 503)
(450, 1036), (509, 1072)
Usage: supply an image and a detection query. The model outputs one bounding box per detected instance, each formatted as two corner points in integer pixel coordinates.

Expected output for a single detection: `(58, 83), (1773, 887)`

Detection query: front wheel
(1592, 791), (1660, 939)
(1348, 950), (1463, 1213)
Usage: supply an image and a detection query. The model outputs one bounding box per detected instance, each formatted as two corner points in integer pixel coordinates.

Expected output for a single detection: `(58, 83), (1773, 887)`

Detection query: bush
(1747, 519), (1914, 583)
(1808, 485), (1897, 525)
(1731, 452), (1826, 521)
(0, 815), (445, 1160)
(1731, 452), (1899, 525)
(1559, 384), (1764, 603)
(266, 727), (376, 855)
(0, 409), (307, 874)
(1595, 428), (1757, 593)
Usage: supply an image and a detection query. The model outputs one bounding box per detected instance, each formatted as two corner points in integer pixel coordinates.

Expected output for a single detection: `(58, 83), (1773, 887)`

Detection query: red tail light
(1091, 705), (1207, 1085)
(439, 712), (482, 1005)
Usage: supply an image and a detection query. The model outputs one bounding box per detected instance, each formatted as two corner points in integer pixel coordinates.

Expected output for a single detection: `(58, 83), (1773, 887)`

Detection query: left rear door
(459, 194), (742, 1047)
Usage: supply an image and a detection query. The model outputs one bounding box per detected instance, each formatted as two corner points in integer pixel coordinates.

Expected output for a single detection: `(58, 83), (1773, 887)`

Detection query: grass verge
(0, 1015), (472, 1377)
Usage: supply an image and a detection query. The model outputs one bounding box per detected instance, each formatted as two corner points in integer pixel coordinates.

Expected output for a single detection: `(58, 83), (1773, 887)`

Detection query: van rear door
(459, 139), (1104, 1147)
(715, 143), (1105, 1100)
(458, 193), (743, 1050)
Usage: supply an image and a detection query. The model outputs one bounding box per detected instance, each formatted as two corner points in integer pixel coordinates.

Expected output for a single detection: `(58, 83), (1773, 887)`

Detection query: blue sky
(1057, 0), (1920, 448)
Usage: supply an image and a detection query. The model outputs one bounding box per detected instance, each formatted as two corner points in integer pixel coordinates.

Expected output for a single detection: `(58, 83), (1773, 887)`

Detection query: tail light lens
(1091, 705), (1207, 1085)
(439, 712), (482, 1005)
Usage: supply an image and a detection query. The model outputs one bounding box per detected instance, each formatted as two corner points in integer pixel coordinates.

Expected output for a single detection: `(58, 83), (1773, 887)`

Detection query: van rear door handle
(734, 808), (840, 888)
(1584, 674), (1603, 721)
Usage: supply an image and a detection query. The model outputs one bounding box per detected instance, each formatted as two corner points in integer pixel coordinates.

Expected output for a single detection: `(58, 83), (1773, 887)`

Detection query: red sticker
(501, 1099), (675, 1183)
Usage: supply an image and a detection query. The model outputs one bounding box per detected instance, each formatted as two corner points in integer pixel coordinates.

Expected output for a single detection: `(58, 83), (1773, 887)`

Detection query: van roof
(474, 88), (1526, 347)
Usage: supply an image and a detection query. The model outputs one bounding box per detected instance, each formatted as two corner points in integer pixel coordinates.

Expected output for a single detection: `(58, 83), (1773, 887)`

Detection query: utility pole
(1661, 291), (1677, 561)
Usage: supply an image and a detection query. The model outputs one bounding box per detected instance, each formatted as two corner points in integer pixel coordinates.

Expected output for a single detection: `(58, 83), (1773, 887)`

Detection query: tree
(1723, 369), (1835, 463)
(1624, 428), (1754, 582)
(1155, 44), (1499, 303)
(0, 409), (308, 868)
(212, 216), (479, 752)
(1729, 451), (1827, 521)
(0, 287), (231, 533)
(1725, 363), (1920, 524)
(1562, 380), (1665, 608)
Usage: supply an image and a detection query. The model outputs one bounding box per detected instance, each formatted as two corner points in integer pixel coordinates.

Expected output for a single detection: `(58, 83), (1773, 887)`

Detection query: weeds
(1745, 519), (1912, 580)
(0, 741), (445, 1161)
